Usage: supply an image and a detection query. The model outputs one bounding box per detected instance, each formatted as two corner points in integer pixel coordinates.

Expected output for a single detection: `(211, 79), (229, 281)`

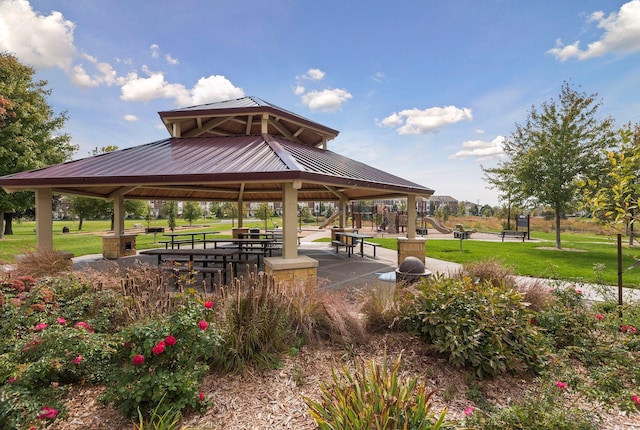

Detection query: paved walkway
(72, 228), (640, 302)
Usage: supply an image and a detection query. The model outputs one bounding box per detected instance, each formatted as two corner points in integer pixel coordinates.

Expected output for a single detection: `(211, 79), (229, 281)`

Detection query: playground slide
(319, 209), (340, 229)
(424, 217), (453, 234)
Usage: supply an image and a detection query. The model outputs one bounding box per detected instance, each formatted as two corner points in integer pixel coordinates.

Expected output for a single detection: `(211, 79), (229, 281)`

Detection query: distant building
(427, 195), (459, 214)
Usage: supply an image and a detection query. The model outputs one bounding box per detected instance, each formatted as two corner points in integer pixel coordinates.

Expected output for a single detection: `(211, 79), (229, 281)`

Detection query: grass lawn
(0, 218), (278, 263)
(366, 233), (640, 287)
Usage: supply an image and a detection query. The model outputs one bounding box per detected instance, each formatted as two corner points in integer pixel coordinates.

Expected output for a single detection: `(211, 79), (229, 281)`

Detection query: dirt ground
(51, 332), (639, 430)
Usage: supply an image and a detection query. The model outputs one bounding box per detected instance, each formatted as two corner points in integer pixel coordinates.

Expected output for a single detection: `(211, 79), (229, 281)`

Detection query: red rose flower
(152, 342), (166, 355)
(132, 354), (145, 365)
(37, 406), (59, 419)
(198, 320), (209, 330)
(633, 395), (640, 407)
(71, 355), (83, 364)
(204, 300), (214, 309)
(199, 391), (205, 401)
(34, 323), (48, 331)
(165, 335), (176, 346)
(57, 317), (67, 325)
(556, 381), (567, 389)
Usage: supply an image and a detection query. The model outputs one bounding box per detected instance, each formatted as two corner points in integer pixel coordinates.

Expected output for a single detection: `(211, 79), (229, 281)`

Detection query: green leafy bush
(403, 275), (546, 378)
(101, 296), (220, 418)
(464, 380), (600, 429)
(304, 354), (450, 430)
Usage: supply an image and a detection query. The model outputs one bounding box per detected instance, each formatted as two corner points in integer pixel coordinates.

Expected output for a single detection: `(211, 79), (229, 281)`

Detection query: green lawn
(366, 234), (640, 287)
(0, 218), (278, 263)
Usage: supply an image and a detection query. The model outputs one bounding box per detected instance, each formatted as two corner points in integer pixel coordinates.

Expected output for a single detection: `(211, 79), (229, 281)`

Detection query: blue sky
(2, 0), (640, 206)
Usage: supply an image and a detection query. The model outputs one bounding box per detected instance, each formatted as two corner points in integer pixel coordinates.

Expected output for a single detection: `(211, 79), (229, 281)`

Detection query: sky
(1, 0), (640, 207)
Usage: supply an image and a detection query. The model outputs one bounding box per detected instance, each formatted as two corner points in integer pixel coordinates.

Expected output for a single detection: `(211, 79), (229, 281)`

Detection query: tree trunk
(4, 212), (13, 235)
(78, 217), (84, 231)
(629, 220), (635, 246)
(555, 211), (562, 249)
(0, 211), (4, 240)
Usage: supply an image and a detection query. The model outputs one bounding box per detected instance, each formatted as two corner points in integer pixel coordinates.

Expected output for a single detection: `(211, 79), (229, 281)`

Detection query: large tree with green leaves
(581, 124), (640, 245)
(0, 52), (77, 238)
(490, 82), (617, 248)
(182, 201), (202, 226)
(483, 164), (525, 230)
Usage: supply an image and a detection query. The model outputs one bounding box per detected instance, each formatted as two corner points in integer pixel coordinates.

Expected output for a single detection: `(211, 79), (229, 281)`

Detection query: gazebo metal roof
(0, 96), (434, 202)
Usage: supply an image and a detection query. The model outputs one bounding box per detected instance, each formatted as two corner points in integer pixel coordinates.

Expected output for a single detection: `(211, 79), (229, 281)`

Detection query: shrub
(304, 354), (451, 429)
(101, 296), (220, 419)
(464, 379), (600, 429)
(403, 275), (546, 378)
(454, 258), (516, 288)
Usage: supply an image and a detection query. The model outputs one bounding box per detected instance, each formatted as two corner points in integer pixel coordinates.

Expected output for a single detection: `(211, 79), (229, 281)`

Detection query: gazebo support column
(264, 181), (318, 285)
(35, 188), (53, 250)
(397, 194), (425, 264)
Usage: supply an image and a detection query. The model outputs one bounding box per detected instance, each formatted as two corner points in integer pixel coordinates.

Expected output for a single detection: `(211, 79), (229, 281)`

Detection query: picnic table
(160, 231), (220, 249)
(333, 232), (378, 258)
(202, 238), (278, 266)
(139, 248), (239, 284)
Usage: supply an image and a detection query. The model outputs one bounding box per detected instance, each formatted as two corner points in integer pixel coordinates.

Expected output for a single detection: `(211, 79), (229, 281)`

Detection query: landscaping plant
(304, 354), (451, 429)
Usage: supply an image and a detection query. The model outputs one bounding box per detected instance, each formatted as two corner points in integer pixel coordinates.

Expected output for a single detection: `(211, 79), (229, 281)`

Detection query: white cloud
(120, 69), (191, 105)
(0, 0), (76, 70)
(449, 136), (506, 161)
(548, 0), (640, 61)
(301, 88), (352, 112)
(150, 44), (160, 59)
(191, 75), (245, 105)
(371, 71), (385, 83)
(294, 85), (305, 95)
(123, 114), (138, 122)
(298, 68), (325, 80)
(378, 106), (472, 135)
(165, 54), (179, 65)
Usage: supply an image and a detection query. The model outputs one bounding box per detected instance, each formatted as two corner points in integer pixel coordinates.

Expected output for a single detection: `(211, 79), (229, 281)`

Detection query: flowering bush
(100, 296), (221, 418)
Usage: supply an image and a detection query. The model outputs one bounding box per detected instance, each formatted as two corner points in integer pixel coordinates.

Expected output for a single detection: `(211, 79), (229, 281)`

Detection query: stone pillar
(264, 255), (318, 285)
(282, 182), (299, 259)
(397, 237), (426, 264)
(113, 195), (125, 236)
(237, 200), (244, 228)
(35, 188), (53, 250)
(407, 194), (417, 239)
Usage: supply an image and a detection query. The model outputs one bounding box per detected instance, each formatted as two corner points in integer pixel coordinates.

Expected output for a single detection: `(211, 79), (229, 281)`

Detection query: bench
(145, 227), (165, 234)
(416, 227), (428, 235)
(362, 241), (380, 257)
(500, 231), (526, 242)
(331, 240), (355, 257)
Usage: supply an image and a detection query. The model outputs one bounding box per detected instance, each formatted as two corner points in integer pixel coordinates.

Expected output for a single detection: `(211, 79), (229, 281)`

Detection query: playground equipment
(318, 209), (340, 229)
(422, 217), (453, 234)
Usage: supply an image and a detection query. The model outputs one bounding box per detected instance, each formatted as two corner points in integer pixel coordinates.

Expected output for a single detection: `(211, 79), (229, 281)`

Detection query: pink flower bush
(556, 381), (567, 389)
(71, 355), (83, 364)
(37, 406), (59, 419)
(132, 354), (145, 365)
(165, 335), (176, 346)
(56, 317), (67, 325)
(198, 319), (209, 330)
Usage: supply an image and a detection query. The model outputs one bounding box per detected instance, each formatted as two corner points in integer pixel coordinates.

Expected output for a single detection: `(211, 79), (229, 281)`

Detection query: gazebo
(0, 96), (434, 282)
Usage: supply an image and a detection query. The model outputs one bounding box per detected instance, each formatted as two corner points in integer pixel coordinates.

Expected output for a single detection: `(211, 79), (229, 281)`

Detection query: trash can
(249, 228), (260, 239)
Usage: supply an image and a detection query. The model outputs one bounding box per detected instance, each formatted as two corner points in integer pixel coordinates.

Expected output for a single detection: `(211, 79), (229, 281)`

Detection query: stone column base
(397, 237), (426, 264)
(264, 256), (319, 285)
(103, 235), (137, 259)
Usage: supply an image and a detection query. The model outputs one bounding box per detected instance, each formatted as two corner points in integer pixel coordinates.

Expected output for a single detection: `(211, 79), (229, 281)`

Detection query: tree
(581, 125), (640, 245)
(483, 164), (524, 230)
(495, 82), (616, 248)
(182, 201), (202, 226)
(0, 53), (77, 238)
(68, 197), (148, 230)
(162, 201), (178, 231)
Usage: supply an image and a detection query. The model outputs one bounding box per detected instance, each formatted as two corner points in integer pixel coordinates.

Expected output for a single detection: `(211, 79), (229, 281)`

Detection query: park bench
(159, 238), (203, 249)
(331, 240), (355, 257)
(500, 230), (526, 242)
(362, 241), (381, 257)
